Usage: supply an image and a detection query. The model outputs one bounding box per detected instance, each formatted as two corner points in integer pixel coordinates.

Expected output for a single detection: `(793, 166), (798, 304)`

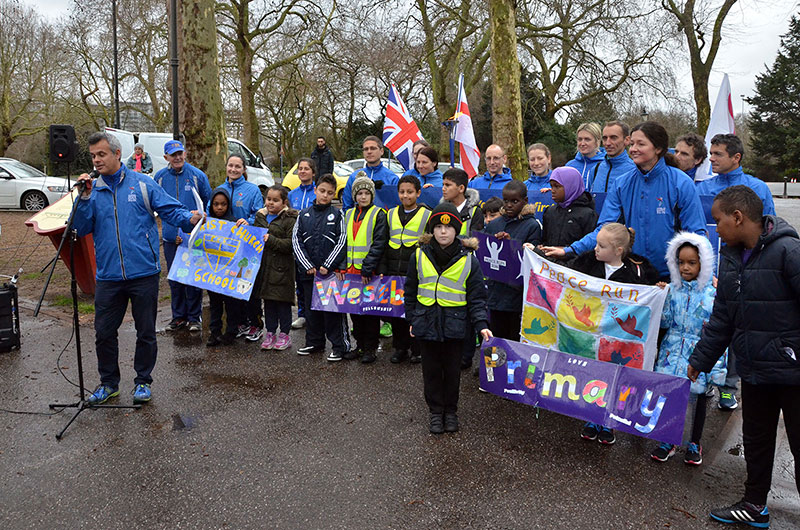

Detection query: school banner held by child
(480, 338), (690, 445)
(167, 218), (267, 300)
(311, 273), (406, 318)
(521, 249), (668, 370)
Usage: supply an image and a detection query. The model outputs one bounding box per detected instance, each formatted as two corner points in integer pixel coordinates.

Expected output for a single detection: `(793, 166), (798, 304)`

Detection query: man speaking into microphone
(73, 132), (203, 405)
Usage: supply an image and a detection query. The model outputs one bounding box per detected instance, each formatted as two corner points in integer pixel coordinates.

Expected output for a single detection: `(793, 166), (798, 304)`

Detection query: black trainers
(361, 351), (377, 364)
(409, 353), (422, 364)
(429, 413), (444, 434)
(710, 500), (769, 528)
(343, 349), (360, 361)
(444, 413), (459, 433)
(297, 345), (323, 356)
(390, 350), (408, 364)
(581, 422), (601, 441)
(651, 442), (676, 462)
(165, 319), (186, 332)
(597, 427), (616, 445)
(684, 442), (703, 466)
(206, 334), (222, 347)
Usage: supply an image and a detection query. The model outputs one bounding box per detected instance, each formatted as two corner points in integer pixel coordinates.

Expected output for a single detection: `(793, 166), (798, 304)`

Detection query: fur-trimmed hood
(665, 231), (714, 290)
(439, 187), (480, 210)
(419, 232), (478, 251)
(499, 203), (538, 218)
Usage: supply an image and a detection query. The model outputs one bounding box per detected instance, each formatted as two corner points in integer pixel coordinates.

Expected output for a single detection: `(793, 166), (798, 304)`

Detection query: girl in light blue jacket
(651, 231), (727, 466)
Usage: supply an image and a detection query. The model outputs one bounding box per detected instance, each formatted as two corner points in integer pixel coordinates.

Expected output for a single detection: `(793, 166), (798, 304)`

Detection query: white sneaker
(291, 317), (306, 329)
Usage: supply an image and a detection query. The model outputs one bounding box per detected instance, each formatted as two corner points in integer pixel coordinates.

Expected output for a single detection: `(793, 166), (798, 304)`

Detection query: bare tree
(662, 0), (738, 134)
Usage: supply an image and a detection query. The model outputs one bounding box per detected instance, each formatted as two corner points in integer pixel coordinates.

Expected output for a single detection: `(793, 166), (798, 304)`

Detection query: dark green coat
(254, 207), (298, 304)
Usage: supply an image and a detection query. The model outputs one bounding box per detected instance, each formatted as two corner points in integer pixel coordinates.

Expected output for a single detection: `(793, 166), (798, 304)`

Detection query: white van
(106, 128), (274, 195)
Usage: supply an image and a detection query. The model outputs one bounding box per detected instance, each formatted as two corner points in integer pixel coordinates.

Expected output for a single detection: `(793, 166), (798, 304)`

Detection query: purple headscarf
(549, 166), (584, 208)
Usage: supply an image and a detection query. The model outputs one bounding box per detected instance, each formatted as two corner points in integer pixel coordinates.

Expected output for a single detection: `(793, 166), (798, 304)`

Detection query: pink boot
(260, 332), (276, 350)
(273, 332), (292, 351)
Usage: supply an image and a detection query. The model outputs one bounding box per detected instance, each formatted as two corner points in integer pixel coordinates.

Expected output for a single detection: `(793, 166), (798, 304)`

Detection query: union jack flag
(383, 84), (423, 171)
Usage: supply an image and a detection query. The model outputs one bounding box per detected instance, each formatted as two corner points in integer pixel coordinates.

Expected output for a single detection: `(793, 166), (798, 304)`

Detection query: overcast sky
(21, 0), (800, 118)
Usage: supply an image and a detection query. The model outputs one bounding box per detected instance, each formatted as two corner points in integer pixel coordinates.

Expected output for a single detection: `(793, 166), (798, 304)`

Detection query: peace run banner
(167, 218), (266, 300)
(521, 249), (667, 371)
(480, 338), (690, 445)
(311, 273), (406, 317)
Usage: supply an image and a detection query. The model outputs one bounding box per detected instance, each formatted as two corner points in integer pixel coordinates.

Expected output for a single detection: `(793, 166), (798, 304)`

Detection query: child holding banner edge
(405, 203), (492, 434)
(650, 231), (726, 466)
(564, 223), (659, 445)
(254, 185), (298, 351)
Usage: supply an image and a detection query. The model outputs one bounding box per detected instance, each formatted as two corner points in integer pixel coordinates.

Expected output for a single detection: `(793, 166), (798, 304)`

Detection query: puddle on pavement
(728, 443), (745, 457)
(172, 413), (198, 431)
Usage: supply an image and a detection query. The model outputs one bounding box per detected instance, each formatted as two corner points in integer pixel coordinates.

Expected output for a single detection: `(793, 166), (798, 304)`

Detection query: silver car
(0, 158), (71, 211)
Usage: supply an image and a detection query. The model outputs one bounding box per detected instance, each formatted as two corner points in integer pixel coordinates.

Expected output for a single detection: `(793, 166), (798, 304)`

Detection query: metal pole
(112, 0), (121, 129)
(170, 0), (179, 139)
(784, 176), (788, 199)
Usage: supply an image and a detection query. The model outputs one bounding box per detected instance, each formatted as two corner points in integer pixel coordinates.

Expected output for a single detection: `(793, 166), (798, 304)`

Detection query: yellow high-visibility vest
(387, 207), (431, 249)
(415, 248), (470, 307)
(459, 205), (479, 236)
(345, 205), (381, 270)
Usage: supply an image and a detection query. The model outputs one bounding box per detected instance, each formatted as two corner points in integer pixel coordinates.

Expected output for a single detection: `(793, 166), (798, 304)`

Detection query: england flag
(383, 84), (423, 171)
(453, 73), (480, 178)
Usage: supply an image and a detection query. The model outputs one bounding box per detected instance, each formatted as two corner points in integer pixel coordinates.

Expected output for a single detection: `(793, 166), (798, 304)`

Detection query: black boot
(444, 413), (459, 433)
(429, 413), (444, 434)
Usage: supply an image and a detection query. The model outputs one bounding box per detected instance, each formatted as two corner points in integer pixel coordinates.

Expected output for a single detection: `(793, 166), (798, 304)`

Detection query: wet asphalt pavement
(0, 202), (798, 529)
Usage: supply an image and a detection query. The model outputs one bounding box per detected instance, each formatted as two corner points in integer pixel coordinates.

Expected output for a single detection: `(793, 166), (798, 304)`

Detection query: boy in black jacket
(292, 174), (350, 361)
(689, 185), (800, 527)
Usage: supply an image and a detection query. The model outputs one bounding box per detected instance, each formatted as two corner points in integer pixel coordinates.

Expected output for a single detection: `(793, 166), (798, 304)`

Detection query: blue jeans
(163, 241), (202, 322)
(94, 273), (159, 388)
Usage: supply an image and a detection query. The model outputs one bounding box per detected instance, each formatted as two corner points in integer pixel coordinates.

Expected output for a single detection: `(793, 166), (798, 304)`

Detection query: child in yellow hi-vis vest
(405, 203), (492, 434)
(337, 176), (388, 363)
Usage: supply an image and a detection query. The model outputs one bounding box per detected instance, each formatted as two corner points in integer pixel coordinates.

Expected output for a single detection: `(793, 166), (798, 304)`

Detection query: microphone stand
(36, 183), (140, 441)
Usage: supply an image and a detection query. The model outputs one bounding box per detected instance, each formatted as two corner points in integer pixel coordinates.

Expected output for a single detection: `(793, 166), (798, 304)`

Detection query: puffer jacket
(125, 153), (153, 174)
(656, 232), (726, 393)
(74, 165), (194, 281)
(690, 216), (800, 385)
(565, 148), (606, 189)
(404, 235), (489, 341)
(541, 191), (598, 248)
(484, 204), (543, 312)
(154, 162), (212, 243)
(254, 207), (298, 303)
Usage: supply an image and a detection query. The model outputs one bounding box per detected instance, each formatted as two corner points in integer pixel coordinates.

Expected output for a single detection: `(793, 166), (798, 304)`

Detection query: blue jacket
(288, 183), (316, 211)
(468, 167), (512, 190)
(292, 201), (347, 272)
(565, 148), (606, 189)
(589, 151), (636, 193)
(525, 171), (551, 191)
(154, 162), (212, 243)
(74, 166), (194, 282)
(567, 157), (706, 279)
(342, 164), (398, 209)
(215, 177), (262, 224)
(685, 166), (698, 181)
(401, 167), (442, 187)
(695, 167), (775, 215)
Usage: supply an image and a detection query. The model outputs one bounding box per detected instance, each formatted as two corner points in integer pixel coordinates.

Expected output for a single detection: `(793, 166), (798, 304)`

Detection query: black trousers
(420, 339), (462, 414)
(390, 317), (418, 354)
(208, 291), (243, 338)
(741, 381), (800, 505)
(300, 279), (349, 353)
(351, 313), (380, 353)
(490, 310), (522, 341)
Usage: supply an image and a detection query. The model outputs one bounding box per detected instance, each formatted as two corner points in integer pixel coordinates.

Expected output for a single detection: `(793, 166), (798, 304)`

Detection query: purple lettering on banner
(311, 273), (406, 318)
(480, 337), (690, 445)
(473, 231), (523, 284)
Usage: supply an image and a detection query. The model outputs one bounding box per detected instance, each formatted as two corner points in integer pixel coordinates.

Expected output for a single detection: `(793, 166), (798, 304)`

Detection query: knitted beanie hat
(352, 175), (375, 199)
(427, 202), (463, 233)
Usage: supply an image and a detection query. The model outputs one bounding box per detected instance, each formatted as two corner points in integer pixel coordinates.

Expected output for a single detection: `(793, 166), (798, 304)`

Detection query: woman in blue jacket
(565, 123), (606, 189)
(543, 122), (706, 281)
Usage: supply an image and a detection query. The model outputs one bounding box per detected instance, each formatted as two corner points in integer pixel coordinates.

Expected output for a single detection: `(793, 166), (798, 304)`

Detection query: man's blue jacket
(468, 167), (513, 190)
(696, 167), (775, 215)
(589, 151), (636, 193)
(342, 164), (398, 209)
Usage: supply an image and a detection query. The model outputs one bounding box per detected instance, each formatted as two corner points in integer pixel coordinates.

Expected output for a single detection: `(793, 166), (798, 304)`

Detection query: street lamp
(640, 107), (649, 122)
(740, 94), (745, 118)
(112, 0), (120, 129)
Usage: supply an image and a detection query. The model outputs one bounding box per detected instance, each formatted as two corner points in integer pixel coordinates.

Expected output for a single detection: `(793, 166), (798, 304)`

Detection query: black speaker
(0, 283), (20, 353)
(49, 124), (77, 164)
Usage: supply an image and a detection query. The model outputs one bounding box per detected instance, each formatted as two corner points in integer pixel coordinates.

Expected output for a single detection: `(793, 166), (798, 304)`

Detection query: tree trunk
(692, 61), (711, 134)
(177, 0), (227, 185)
(488, 0), (525, 180)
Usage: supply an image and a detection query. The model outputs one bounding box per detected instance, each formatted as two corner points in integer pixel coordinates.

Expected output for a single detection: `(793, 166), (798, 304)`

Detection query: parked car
(0, 158), (71, 211)
(280, 161), (352, 199)
(105, 128), (274, 196)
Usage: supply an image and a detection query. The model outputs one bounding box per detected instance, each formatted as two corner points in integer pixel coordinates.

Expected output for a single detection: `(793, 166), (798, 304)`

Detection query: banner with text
(167, 219), (266, 300)
(473, 231), (524, 284)
(311, 273), (406, 317)
(481, 338), (690, 445)
(521, 249), (667, 371)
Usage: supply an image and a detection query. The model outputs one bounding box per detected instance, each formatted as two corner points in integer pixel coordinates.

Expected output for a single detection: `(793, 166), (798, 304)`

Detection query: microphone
(74, 170), (98, 193)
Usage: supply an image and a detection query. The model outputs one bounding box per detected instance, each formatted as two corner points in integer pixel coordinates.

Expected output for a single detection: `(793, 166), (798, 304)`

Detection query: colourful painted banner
(521, 249), (668, 371)
(473, 231), (524, 284)
(311, 273), (406, 317)
(167, 218), (266, 300)
(480, 338), (691, 445)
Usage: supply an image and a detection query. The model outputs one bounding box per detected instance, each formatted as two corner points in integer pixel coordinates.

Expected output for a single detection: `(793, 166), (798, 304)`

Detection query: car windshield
(2, 160), (47, 178)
